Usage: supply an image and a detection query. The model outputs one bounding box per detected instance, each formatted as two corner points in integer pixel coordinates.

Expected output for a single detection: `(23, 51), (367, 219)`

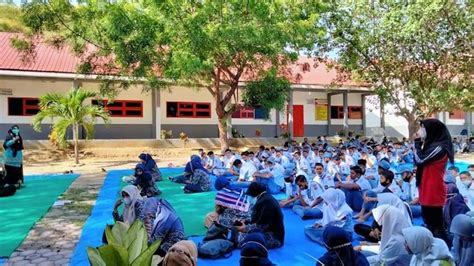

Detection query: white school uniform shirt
(300, 181), (324, 206)
(208, 156), (224, 169)
(313, 172), (335, 189)
(222, 155), (235, 169)
(296, 157), (311, 176)
(345, 154), (355, 167)
(328, 162), (350, 178)
(239, 160), (257, 182)
(401, 178), (418, 202)
(270, 163), (285, 188)
(304, 155), (316, 170)
(457, 181), (474, 210)
(277, 155), (291, 169)
(251, 157), (262, 169)
(373, 181), (403, 197)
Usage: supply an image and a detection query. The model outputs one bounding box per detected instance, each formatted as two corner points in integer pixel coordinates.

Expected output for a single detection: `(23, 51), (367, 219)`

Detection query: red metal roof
(0, 32), (365, 87)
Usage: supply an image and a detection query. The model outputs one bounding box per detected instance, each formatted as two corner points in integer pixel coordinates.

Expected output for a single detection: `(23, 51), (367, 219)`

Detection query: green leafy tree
(0, 5), (28, 32)
(323, 0), (474, 137)
(242, 69), (292, 120)
(33, 88), (110, 164)
(20, 0), (326, 150)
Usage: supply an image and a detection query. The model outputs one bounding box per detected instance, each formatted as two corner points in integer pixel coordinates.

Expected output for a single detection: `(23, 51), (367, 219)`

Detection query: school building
(0, 32), (472, 140)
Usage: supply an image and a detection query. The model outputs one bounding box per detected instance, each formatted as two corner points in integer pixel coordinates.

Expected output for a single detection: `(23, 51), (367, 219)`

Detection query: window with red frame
(232, 107), (255, 118)
(8, 97), (40, 116)
(166, 102), (211, 118)
(92, 100), (143, 117)
(449, 110), (465, 119)
(330, 106), (363, 119)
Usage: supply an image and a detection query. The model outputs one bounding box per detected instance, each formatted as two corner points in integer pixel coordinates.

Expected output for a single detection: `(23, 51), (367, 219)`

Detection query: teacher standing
(3, 125), (24, 188)
(413, 119), (453, 246)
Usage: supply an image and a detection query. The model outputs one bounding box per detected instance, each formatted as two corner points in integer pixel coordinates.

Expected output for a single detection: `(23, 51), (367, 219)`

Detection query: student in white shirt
(303, 149), (316, 171)
(292, 175), (324, 219)
(458, 171), (474, 210)
(238, 151), (257, 182)
(248, 151), (262, 170)
(327, 155), (350, 182)
(293, 151), (311, 177)
(222, 149), (235, 169)
(312, 163), (334, 189)
(205, 151), (224, 174)
(252, 157), (284, 194)
(335, 165), (371, 212)
(399, 164), (421, 218)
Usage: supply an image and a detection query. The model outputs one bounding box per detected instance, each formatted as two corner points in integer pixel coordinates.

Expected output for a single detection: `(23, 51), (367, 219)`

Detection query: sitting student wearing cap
(327, 154), (350, 183)
(292, 175), (325, 220)
(335, 166), (371, 212)
(321, 151), (333, 170)
(399, 164), (422, 217)
(252, 157), (285, 194)
(374, 159), (402, 197)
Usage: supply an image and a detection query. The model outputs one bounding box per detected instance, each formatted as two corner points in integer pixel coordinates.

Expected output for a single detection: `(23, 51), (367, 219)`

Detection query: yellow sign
(315, 105), (328, 121)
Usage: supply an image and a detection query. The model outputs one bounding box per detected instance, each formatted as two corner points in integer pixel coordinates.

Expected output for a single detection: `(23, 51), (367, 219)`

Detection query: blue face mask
(12, 129), (20, 135)
(248, 196), (257, 206)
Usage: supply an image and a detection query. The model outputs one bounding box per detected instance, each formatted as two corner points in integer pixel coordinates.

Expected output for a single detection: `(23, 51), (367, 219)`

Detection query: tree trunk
(406, 115), (418, 139)
(73, 123), (79, 164)
(218, 117), (229, 151)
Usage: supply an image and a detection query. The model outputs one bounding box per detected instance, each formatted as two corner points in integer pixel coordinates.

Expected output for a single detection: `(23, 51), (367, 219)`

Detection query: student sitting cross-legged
(304, 188), (353, 245)
(335, 166), (371, 212)
(291, 175), (325, 220)
(252, 157), (285, 194)
(183, 156), (211, 194)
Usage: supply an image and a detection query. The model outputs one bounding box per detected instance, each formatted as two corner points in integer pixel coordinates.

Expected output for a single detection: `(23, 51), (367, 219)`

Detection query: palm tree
(33, 88), (110, 164)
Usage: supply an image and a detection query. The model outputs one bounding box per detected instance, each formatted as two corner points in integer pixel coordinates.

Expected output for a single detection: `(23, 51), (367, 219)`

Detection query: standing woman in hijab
(3, 125), (24, 187)
(413, 119), (454, 245)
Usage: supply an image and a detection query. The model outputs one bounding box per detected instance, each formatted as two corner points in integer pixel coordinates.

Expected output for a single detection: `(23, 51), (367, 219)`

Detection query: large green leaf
(87, 247), (106, 266)
(98, 244), (129, 266)
(125, 220), (144, 250)
(111, 221), (129, 246)
(105, 225), (118, 246)
(130, 240), (161, 266)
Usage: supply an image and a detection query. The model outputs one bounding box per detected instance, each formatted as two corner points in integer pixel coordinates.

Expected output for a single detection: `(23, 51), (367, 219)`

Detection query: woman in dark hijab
(183, 156), (211, 193)
(3, 125), (24, 187)
(139, 153), (162, 181)
(413, 118), (454, 245)
(317, 226), (369, 266)
(443, 184), (470, 230)
(133, 164), (160, 197)
(240, 233), (275, 266)
(233, 182), (285, 249)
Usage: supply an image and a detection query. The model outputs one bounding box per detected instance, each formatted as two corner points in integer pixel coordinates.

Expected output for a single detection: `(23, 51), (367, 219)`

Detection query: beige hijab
(121, 185), (142, 225)
(162, 240), (198, 266)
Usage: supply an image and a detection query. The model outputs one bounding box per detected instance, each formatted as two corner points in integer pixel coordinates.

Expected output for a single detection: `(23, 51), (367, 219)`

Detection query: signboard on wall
(315, 99), (328, 121)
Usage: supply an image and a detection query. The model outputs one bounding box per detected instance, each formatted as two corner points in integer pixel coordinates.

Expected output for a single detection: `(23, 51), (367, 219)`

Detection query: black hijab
(240, 233), (274, 266)
(421, 119), (454, 163)
(3, 125), (23, 157)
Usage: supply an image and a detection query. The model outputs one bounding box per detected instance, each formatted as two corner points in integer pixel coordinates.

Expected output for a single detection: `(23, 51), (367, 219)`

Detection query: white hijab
(377, 193), (412, 226)
(121, 185), (143, 225)
(402, 226), (454, 266)
(372, 205), (412, 264)
(320, 188), (353, 226)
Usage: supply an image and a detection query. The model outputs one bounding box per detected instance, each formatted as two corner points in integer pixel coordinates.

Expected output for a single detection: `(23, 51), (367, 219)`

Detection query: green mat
(0, 174), (78, 257)
(119, 171), (216, 236)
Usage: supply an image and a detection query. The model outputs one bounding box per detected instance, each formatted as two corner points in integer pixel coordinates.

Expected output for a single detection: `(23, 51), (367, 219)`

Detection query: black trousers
(421, 205), (451, 247)
(5, 164), (23, 185)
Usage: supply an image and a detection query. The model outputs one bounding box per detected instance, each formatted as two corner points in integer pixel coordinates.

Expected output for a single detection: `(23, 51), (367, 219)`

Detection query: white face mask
(417, 127), (427, 139)
(462, 180), (472, 187)
(124, 197), (132, 205)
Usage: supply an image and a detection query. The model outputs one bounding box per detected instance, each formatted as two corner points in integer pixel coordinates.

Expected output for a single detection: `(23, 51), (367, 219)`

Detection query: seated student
(304, 188), (353, 245)
(248, 151), (262, 170)
(238, 152), (258, 183)
(0, 164), (16, 197)
(252, 157), (284, 194)
(303, 148), (316, 170)
(142, 198), (185, 257)
(134, 164), (161, 197)
(162, 240), (198, 266)
(205, 151), (226, 176)
(317, 226), (369, 266)
(204, 188), (251, 228)
(457, 171), (474, 210)
(354, 169), (396, 222)
(279, 175), (298, 208)
(329, 154), (351, 182)
(443, 184), (470, 230)
(222, 149), (236, 169)
(239, 233), (275, 266)
(256, 145), (269, 161)
(312, 162), (334, 189)
(112, 185), (145, 225)
(139, 153), (162, 181)
(183, 156), (211, 193)
(274, 149), (292, 170)
(292, 175), (324, 219)
(450, 214), (474, 266)
(374, 160), (401, 196)
(170, 155), (196, 184)
(233, 182), (284, 249)
(358, 205), (412, 265)
(399, 164), (422, 218)
(448, 166), (461, 184)
(293, 151), (312, 177)
(335, 166), (371, 212)
(401, 226), (454, 266)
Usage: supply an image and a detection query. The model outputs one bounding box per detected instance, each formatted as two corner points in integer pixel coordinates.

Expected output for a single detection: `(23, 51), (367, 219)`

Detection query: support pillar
(288, 91), (294, 139)
(361, 94), (368, 136)
(343, 91), (349, 134)
(154, 89), (161, 139)
(275, 110), (281, 137)
(466, 111), (472, 137)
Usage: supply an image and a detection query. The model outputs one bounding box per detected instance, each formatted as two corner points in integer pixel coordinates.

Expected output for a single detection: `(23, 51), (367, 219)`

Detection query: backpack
(198, 222), (234, 259)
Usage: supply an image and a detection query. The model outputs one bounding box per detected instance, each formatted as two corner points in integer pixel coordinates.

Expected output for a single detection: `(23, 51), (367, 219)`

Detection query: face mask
(403, 175), (412, 182)
(417, 127), (427, 139)
(123, 197), (132, 205)
(462, 180), (472, 187)
(381, 180), (391, 187)
(12, 129), (20, 135)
